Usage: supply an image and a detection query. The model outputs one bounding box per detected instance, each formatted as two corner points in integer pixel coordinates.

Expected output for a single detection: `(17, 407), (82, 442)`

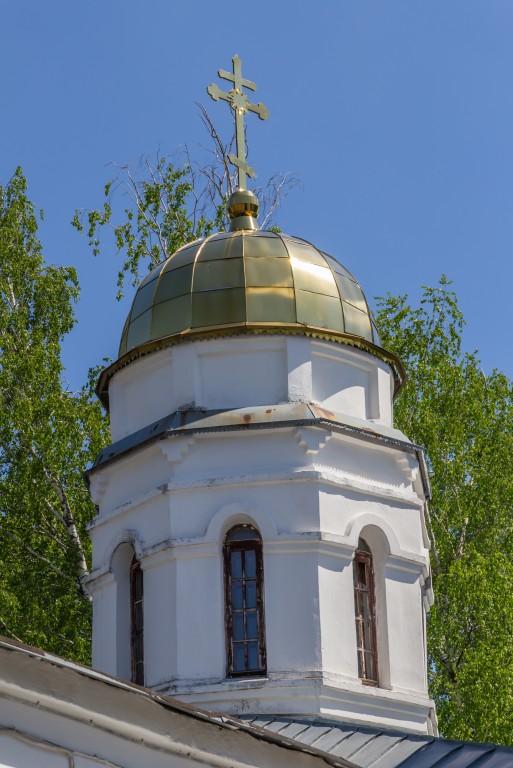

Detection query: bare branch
(197, 102), (234, 196)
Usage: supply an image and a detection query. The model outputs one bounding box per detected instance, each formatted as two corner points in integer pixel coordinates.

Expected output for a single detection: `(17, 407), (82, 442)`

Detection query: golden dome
(97, 230), (405, 404)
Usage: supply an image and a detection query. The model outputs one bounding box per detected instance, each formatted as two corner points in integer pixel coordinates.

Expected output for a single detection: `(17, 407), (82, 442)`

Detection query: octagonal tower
(87, 51), (435, 736)
(86, 187), (435, 735)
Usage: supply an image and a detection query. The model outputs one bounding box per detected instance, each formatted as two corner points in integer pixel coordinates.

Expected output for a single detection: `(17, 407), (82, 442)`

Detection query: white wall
(108, 337), (395, 441)
(87, 335), (434, 734)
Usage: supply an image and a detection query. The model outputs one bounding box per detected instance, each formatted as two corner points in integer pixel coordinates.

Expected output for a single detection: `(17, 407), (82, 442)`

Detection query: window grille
(224, 525), (266, 676)
(130, 556), (144, 685)
(354, 539), (378, 685)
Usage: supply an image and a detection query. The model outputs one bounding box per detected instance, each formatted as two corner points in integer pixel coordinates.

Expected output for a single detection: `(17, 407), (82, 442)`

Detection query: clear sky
(1, 1), (512, 389)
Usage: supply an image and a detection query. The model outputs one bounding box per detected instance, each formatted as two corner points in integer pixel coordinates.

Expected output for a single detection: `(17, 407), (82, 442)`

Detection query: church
(0, 57), (511, 768)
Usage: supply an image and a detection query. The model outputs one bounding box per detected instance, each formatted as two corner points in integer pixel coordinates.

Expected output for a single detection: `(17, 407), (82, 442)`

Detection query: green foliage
(13, 142), (512, 742)
(72, 127), (298, 301)
(0, 168), (108, 663)
(376, 277), (513, 744)
(72, 159), (226, 299)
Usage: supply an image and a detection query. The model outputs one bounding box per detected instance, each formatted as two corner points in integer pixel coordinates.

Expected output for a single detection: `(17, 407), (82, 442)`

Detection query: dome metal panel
(99, 230), (406, 407)
(118, 230), (383, 357)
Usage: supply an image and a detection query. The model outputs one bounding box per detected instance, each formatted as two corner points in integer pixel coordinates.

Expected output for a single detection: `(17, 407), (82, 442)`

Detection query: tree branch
(18, 434), (91, 597)
(1, 528), (74, 582)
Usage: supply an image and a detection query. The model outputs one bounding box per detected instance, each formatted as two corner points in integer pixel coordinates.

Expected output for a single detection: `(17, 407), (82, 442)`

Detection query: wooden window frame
(224, 525), (267, 678)
(130, 556), (144, 686)
(353, 541), (378, 686)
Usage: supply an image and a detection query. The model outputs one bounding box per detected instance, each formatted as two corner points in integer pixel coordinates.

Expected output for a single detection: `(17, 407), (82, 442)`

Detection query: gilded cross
(207, 55), (269, 190)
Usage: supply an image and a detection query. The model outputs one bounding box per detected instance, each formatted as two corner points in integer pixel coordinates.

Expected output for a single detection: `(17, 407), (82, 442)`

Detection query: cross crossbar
(207, 55), (269, 190)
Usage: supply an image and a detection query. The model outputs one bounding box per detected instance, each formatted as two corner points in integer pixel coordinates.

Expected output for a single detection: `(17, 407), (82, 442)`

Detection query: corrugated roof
(239, 717), (513, 768)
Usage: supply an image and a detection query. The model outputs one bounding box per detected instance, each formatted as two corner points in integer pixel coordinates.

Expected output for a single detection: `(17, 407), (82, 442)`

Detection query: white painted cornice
(90, 467), (424, 528)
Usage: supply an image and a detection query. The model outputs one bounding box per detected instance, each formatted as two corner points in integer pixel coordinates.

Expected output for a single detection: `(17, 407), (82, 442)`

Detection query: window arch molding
(223, 523), (267, 677)
(206, 502), (277, 545)
(107, 529), (145, 572)
(345, 514), (398, 557)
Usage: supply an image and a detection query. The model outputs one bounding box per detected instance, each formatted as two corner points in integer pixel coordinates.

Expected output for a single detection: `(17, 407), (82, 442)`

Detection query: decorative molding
(167, 676), (434, 734)
(84, 570), (115, 593)
(158, 436), (195, 466)
(309, 465), (424, 506)
(88, 471), (108, 507)
(104, 528), (146, 570)
(397, 452), (420, 485)
(385, 553), (429, 576)
(264, 536), (355, 561)
(89, 484), (171, 532)
(295, 427), (332, 455)
(344, 513), (430, 569)
(205, 501), (278, 543)
(144, 539), (218, 563)
(89, 466), (423, 535)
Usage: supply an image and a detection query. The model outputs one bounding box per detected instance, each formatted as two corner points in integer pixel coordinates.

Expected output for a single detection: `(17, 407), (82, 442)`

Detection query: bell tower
(86, 56), (436, 736)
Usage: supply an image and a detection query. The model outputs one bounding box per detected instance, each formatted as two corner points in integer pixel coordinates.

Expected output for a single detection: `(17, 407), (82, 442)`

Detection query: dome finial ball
(227, 188), (259, 231)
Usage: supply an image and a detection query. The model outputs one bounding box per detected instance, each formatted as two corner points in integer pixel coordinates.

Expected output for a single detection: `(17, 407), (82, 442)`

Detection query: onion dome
(96, 55), (405, 407)
(97, 213), (405, 405)
(118, 230), (381, 356)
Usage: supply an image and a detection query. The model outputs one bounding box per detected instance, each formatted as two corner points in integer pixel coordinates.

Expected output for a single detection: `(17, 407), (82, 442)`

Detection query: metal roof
(86, 403), (430, 498)
(118, 231), (381, 357)
(2, 639), (510, 767)
(0, 638), (357, 768)
(97, 230), (407, 407)
(239, 717), (513, 768)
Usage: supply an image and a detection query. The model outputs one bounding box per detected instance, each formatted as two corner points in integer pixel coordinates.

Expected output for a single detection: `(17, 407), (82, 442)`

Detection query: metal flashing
(85, 404), (431, 499)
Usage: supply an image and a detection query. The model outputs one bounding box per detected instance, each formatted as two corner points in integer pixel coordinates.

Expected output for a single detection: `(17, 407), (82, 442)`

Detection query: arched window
(130, 555), (144, 685)
(353, 538), (378, 685)
(224, 525), (266, 677)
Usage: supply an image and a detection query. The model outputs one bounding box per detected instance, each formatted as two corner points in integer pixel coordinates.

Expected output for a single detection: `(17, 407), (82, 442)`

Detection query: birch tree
(0, 168), (108, 662)
(74, 122), (513, 742)
(72, 109), (297, 298)
(376, 278), (513, 744)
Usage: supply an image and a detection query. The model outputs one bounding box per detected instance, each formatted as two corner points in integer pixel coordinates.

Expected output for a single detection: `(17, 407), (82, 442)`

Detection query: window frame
(224, 525), (267, 678)
(130, 555), (144, 686)
(353, 540), (379, 686)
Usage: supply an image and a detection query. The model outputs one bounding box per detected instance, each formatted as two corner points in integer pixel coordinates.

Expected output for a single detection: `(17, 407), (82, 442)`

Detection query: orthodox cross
(207, 55), (269, 191)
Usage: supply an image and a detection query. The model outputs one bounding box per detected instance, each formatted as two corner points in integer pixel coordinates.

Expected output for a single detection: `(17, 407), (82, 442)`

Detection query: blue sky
(1, 1), (512, 389)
